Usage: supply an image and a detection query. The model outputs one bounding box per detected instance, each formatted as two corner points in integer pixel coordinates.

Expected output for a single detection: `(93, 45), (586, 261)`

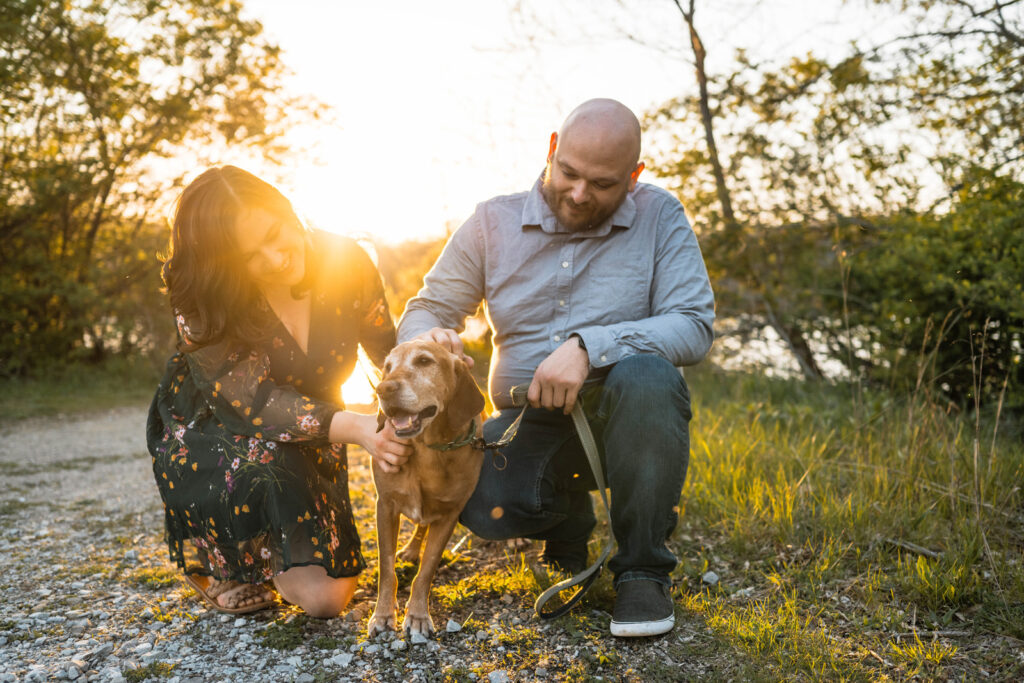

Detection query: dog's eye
(414, 355), (434, 366)
(383, 361), (393, 373)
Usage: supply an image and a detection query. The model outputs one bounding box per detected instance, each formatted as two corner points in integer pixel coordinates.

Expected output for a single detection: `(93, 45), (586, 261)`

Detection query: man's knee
(603, 354), (691, 418)
(459, 494), (515, 540)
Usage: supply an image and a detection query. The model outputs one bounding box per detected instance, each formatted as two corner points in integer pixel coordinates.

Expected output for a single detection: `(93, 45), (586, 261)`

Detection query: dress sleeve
(175, 313), (337, 443)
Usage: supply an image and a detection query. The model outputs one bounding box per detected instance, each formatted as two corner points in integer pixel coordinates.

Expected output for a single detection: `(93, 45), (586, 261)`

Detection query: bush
(847, 171), (1024, 407)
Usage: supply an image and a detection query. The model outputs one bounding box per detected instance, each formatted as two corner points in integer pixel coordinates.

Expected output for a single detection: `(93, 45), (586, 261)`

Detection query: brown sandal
(183, 570), (275, 615)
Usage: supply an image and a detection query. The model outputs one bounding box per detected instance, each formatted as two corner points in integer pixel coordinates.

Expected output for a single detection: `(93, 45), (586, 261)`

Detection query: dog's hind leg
(398, 524), (427, 564)
(368, 499), (401, 637)
(402, 513), (460, 637)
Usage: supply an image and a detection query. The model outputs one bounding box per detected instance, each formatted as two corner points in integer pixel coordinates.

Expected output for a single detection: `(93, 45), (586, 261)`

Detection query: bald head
(541, 99), (645, 232)
(558, 98), (642, 168)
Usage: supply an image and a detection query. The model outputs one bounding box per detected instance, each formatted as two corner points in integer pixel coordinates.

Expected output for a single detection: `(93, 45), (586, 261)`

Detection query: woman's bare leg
(274, 565), (358, 618)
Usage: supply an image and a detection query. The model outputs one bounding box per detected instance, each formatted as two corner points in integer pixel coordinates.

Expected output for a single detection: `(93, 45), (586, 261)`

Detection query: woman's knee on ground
(274, 566), (357, 618)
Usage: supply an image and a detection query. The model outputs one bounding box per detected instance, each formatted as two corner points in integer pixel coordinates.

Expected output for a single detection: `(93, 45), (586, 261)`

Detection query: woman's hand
(329, 412), (413, 473)
(363, 417), (413, 474)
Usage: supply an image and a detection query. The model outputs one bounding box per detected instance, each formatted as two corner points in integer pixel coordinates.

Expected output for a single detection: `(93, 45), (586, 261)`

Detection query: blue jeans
(460, 354), (692, 587)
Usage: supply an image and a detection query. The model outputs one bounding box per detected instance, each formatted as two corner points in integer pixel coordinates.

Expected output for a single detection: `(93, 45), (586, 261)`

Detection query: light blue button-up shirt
(398, 177), (715, 409)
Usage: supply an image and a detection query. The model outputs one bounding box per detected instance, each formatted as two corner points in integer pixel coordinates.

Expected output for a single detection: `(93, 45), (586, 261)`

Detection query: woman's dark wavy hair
(161, 165), (314, 351)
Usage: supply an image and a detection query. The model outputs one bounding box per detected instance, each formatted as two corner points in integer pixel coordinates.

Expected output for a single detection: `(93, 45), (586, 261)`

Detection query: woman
(146, 166), (410, 617)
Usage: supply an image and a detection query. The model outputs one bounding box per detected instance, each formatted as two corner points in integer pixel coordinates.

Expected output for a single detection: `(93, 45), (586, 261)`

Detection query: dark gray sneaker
(610, 579), (675, 637)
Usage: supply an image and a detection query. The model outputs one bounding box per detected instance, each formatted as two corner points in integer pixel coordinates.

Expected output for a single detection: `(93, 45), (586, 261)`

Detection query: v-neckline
(266, 291), (313, 357)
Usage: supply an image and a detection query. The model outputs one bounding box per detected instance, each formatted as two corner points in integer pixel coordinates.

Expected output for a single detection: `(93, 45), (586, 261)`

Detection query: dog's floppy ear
(376, 409), (387, 433)
(447, 360), (486, 429)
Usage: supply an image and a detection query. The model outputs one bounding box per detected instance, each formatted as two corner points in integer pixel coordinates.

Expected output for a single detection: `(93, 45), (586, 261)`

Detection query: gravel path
(0, 406), (737, 682)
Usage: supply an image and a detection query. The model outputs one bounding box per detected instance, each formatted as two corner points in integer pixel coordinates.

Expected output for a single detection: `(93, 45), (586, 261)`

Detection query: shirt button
(561, 261), (569, 268)
(553, 334), (561, 342)
(600, 355), (607, 362)
(559, 300), (566, 306)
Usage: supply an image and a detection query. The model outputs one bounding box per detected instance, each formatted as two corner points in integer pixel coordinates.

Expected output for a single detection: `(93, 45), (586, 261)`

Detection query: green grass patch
(666, 362), (1024, 678)
(123, 661), (177, 682)
(311, 635), (339, 650)
(0, 356), (160, 424)
(128, 566), (179, 590)
(433, 554), (539, 609)
(258, 615), (309, 651)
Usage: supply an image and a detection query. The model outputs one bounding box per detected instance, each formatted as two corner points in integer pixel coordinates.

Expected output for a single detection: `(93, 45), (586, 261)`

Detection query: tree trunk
(673, 0), (824, 380)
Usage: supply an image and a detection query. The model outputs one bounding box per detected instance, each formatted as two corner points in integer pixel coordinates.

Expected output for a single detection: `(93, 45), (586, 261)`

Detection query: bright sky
(235, 0), (902, 245)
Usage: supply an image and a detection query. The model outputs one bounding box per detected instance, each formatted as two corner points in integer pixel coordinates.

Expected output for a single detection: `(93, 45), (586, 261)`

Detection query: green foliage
(846, 172), (1024, 405)
(0, 355), (160, 423)
(641, 0), (1023, 398)
(0, 0), (317, 375)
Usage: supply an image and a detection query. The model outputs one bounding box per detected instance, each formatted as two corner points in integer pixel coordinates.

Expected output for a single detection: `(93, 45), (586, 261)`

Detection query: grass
(0, 356), (160, 423)
(666, 362), (1024, 679)
(123, 661), (176, 681)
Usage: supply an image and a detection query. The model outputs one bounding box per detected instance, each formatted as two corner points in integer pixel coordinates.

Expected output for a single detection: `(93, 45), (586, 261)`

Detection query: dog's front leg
(368, 497), (401, 637)
(402, 513), (460, 637)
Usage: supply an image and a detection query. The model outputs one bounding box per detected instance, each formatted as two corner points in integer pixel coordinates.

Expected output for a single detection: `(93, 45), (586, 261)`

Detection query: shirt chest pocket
(577, 266), (651, 323)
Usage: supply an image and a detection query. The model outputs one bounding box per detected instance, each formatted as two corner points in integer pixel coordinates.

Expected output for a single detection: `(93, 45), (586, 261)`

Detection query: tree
(641, 0), (1023, 403)
(0, 0), (317, 375)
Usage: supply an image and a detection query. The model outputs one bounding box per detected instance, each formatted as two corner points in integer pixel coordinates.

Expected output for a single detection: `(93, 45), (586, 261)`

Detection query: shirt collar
(521, 175), (637, 237)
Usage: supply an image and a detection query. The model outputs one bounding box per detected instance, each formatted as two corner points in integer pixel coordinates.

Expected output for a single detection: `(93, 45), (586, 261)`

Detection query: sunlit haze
(228, 0), (900, 403)
(236, 0), (897, 246)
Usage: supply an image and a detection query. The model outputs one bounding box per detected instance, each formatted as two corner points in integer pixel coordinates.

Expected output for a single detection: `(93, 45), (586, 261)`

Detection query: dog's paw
(367, 610), (397, 637)
(402, 611), (435, 638)
(397, 545), (421, 564)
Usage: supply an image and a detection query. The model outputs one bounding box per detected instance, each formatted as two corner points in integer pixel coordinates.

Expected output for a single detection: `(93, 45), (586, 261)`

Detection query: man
(397, 98), (715, 637)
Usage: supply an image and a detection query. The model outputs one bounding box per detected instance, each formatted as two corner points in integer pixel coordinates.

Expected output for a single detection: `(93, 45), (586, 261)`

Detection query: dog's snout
(376, 379), (401, 400)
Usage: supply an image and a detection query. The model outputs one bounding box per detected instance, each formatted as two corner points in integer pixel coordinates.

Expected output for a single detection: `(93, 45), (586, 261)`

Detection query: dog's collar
(427, 419), (480, 452)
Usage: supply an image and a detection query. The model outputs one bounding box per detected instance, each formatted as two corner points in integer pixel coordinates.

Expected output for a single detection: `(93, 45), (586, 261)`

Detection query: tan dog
(368, 340), (486, 638)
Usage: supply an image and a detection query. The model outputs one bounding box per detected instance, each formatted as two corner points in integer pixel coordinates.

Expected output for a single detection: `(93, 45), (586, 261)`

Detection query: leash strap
(503, 386), (614, 620)
(534, 400), (614, 619)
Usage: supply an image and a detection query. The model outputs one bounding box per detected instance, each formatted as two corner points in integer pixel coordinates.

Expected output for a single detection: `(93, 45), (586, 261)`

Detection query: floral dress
(146, 232), (395, 584)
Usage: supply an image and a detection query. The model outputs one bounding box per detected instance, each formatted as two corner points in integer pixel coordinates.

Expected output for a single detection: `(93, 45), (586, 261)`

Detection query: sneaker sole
(609, 614), (675, 637)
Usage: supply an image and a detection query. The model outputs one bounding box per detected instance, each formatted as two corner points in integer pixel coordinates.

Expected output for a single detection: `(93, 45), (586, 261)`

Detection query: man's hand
(527, 338), (589, 414)
(414, 327), (474, 368)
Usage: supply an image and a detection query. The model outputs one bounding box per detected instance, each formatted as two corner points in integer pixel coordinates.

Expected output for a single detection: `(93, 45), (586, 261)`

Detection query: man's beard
(540, 168), (625, 233)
